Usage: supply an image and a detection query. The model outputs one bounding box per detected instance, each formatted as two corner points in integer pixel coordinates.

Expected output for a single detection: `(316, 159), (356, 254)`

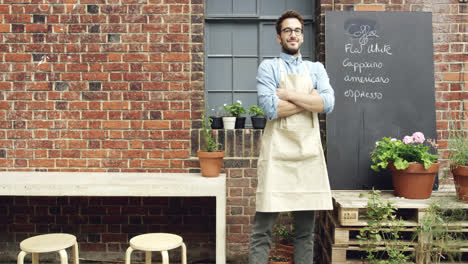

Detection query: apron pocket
(271, 127), (320, 161)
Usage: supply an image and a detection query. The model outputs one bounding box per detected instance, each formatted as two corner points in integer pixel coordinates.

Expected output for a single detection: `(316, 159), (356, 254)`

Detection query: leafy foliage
(371, 133), (438, 171)
(248, 105), (266, 117)
(414, 202), (466, 263)
(200, 114), (221, 152)
(220, 101), (246, 117)
(447, 117), (468, 168)
(357, 189), (410, 264)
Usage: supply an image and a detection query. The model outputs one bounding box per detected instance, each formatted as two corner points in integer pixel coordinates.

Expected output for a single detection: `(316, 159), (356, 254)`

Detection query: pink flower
(403, 136), (413, 144)
(390, 138), (397, 142)
(412, 132), (425, 144)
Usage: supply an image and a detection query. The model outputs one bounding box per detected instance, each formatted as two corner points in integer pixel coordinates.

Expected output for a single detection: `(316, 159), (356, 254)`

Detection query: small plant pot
(235, 116), (246, 129)
(389, 162), (439, 199)
(268, 249), (293, 264)
(453, 165), (468, 202)
(210, 116), (223, 129)
(197, 150), (225, 177)
(251, 115), (267, 129)
(222, 117), (236, 130)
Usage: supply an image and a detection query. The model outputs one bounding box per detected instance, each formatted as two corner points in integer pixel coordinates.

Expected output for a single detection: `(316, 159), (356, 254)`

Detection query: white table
(0, 172), (226, 264)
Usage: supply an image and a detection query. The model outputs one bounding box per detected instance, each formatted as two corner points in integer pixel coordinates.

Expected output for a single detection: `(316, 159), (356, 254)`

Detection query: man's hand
(276, 88), (289, 101)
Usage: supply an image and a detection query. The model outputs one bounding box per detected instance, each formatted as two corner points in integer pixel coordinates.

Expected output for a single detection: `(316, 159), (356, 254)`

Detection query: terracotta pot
(279, 243), (294, 256)
(389, 162), (439, 199)
(197, 150), (225, 177)
(268, 249), (293, 264)
(452, 165), (468, 202)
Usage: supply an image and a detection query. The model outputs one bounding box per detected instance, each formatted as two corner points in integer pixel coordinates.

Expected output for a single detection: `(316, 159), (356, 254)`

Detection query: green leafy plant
(356, 189), (410, 264)
(220, 100), (246, 117)
(447, 116), (468, 169)
(200, 113), (221, 152)
(273, 212), (294, 245)
(270, 213), (293, 263)
(371, 132), (438, 171)
(248, 105), (266, 117)
(414, 201), (466, 263)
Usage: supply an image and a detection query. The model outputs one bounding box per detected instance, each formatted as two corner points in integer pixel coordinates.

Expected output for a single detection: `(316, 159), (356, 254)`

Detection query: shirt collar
(280, 52), (302, 65)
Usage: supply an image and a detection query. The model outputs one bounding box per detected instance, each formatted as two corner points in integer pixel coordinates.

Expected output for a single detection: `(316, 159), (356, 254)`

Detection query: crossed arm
(276, 88), (324, 118)
(257, 60), (334, 120)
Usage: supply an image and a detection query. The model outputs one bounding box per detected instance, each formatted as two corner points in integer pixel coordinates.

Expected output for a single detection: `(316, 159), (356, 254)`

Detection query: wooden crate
(331, 190), (468, 227)
(315, 190), (468, 264)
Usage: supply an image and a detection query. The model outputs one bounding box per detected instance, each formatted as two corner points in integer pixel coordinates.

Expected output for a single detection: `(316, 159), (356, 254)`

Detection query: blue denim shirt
(257, 53), (335, 120)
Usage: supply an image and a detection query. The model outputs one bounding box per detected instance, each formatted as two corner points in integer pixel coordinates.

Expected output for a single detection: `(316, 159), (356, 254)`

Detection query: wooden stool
(17, 233), (79, 264)
(125, 233), (187, 264)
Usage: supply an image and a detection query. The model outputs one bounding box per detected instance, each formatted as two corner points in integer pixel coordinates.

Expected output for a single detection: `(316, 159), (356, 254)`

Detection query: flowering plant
(371, 132), (438, 172)
(220, 100), (246, 117)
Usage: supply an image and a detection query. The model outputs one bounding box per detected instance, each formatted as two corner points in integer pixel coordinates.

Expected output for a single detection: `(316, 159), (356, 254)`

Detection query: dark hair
(275, 10), (304, 35)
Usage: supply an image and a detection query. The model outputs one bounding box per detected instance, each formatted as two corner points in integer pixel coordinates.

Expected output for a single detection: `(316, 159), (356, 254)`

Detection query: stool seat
(126, 233), (186, 264)
(17, 233), (79, 264)
(130, 233), (182, 251)
(20, 234), (77, 253)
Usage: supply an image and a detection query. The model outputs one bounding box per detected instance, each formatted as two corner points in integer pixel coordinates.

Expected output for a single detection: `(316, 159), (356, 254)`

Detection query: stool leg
(32, 253), (39, 264)
(145, 251), (151, 264)
(161, 251), (169, 264)
(125, 247), (134, 264)
(73, 242), (79, 264)
(58, 249), (68, 264)
(17, 251), (27, 264)
(181, 243), (187, 264)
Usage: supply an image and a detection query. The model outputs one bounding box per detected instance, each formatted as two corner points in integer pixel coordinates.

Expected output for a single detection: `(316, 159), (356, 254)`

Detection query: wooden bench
(0, 172), (226, 264)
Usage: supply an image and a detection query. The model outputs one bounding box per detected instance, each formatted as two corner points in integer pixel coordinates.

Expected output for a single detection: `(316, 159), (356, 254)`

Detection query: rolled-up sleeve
(257, 60), (279, 120)
(315, 62), (335, 114)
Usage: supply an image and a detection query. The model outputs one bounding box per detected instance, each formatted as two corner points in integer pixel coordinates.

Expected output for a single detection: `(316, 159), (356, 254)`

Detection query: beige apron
(256, 59), (333, 212)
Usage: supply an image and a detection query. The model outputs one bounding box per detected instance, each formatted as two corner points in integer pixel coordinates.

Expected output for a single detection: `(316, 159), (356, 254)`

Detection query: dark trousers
(249, 211), (316, 264)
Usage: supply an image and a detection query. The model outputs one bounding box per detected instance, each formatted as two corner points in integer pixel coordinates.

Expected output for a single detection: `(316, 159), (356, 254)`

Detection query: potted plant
(269, 220), (293, 264)
(197, 113), (225, 177)
(371, 132), (439, 199)
(447, 118), (468, 202)
(249, 105), (267, 129)
(210, 107), (223, 129)
(275, 213), (294, 258)
(220, 100), (246, 129)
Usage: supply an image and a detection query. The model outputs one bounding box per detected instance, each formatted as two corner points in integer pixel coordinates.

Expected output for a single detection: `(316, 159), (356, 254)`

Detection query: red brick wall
(0, 0), (201, 172)
(0, 0), (466, 262)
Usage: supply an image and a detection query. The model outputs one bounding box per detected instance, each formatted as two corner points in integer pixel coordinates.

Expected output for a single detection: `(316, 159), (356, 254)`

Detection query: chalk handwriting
(342, 58), (383, 73)
(344, 75), (390, 84)
(344, 89), (383, 102)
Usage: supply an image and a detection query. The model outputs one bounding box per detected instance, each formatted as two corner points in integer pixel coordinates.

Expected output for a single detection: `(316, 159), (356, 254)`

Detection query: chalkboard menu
(325, 11), (437, 190)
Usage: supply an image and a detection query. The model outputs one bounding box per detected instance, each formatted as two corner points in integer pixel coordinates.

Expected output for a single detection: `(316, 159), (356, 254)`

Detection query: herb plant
(200, 113), (221, 152)
(248, 105), (266, 117)
(357, 189), (410, 264)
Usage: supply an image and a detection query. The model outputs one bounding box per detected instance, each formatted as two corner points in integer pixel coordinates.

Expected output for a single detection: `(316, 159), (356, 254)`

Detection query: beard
(280, 38), (301, 56)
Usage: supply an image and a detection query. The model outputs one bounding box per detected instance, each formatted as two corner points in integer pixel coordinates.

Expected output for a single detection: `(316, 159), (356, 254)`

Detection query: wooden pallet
(315, 190), (468, 264)
(331, 190), (468, 226)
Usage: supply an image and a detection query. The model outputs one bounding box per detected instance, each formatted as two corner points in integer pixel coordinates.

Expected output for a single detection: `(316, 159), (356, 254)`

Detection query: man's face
(276, 18), (303, 56)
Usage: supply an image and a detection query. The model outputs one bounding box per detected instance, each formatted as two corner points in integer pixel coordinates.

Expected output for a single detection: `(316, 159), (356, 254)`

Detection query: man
(249, 10), (335, 264)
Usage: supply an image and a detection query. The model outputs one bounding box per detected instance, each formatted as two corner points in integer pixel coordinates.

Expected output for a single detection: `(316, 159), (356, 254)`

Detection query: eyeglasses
(281, 27), (303, 36)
